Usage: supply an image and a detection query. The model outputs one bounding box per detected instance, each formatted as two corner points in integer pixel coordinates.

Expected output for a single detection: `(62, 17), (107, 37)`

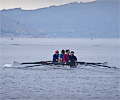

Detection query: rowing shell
(3, 61), (116, 69)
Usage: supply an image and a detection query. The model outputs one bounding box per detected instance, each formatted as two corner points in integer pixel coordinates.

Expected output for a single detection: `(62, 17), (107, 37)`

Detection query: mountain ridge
(0, 0), (119, 38)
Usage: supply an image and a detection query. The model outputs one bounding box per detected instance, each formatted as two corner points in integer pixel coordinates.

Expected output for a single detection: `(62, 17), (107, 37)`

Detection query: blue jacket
(53, 54), (58, 61)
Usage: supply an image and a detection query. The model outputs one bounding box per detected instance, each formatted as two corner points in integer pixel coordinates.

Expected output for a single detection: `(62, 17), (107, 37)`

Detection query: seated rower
(53, 50), (59, 62)
(58, 49), (65, 62)
(63, 49), (70, 63)
(69, 51), (77, 67)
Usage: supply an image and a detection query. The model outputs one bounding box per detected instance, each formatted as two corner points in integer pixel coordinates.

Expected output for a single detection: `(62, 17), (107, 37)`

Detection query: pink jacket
(63, 54), (69, 62)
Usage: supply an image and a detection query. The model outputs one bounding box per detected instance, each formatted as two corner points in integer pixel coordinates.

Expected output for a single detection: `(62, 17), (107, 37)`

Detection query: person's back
(53, 50), (59, 62)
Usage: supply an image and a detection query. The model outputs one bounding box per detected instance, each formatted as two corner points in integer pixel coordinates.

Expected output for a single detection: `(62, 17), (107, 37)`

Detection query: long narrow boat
(3, 61), (116, 69)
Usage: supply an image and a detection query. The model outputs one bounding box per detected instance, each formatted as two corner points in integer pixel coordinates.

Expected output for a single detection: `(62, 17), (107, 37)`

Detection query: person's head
(61, 49), (65, 55)
(66, 49), (70, 55)
(71, 51), (74, 56)
(55, 50), (59, 55)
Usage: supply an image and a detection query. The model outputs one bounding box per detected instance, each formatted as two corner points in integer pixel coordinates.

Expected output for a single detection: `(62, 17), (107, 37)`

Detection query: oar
(3, 61), (52, 67)
(96, 64), (117, 69)
(76, 61), (107, 66)
(13, 61), (52, 65)
(77, 61), (117, 69)
(24, 64), (43, 68)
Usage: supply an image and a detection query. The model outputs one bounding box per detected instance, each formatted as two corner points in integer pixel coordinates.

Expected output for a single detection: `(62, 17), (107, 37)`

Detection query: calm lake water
(0, 38), (120, 100)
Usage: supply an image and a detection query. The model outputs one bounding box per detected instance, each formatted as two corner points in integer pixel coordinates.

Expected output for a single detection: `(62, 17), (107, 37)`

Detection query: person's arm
(53, 54), (56, 61)
(75, 56), (77, 61)
(69, 56), (71, 62)
(58, 54), (62, 62)
(56, 56), (58, 61)
(58, 54), (61, 59)
(53, 54), (58, 61)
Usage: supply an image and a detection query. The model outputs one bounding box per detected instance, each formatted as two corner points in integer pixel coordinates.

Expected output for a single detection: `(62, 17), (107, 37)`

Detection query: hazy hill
(0, 0), (119, 38)
(0, 14), (47, 37)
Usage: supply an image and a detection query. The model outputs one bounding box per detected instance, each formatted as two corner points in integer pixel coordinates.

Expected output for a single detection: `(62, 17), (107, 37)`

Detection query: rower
(58, 49), (65, 62)
(69, 51), (77, 67)
(63, 49), (70, 63)
(53, 50), (59, 62)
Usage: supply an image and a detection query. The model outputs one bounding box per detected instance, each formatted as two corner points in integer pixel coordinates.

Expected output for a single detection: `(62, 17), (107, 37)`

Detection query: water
(0, 38), (120, 100)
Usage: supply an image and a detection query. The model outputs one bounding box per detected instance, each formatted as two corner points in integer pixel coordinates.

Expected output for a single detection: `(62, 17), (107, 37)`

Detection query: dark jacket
(69, 55), (77, 66)
(69, 55), (77, 62)
(53, 54), (58, 61)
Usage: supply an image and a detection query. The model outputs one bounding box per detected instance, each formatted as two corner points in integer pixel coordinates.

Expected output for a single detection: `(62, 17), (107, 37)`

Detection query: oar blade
(103, 62), (108, 66)
(3, 64), (13, 67)
(3, 61), (21, 68)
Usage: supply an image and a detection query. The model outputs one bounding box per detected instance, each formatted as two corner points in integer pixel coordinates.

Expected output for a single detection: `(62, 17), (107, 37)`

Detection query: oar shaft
(76, 62), (102, 65)
(21, 61), (52, 65)
(97, 64), (112, 68)
(21, 62), (42, 64)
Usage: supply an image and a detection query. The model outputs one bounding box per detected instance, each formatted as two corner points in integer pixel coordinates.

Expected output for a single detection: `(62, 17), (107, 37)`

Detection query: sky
(0, 0), (96, 10)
